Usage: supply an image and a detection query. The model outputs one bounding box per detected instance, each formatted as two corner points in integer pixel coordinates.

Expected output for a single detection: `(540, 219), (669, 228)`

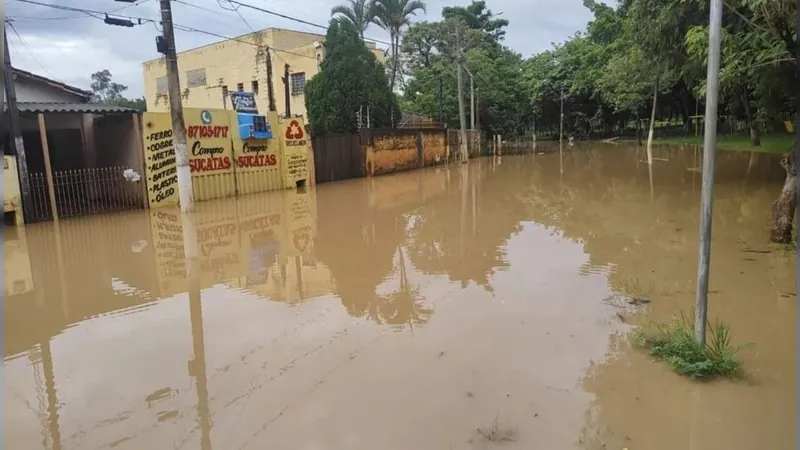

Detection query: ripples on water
(4, 144), (795, 449)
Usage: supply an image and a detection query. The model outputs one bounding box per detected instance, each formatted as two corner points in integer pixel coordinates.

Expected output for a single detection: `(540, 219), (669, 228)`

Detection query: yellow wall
(141, 108), (310, 208)
(4, 156), (22, 217)
(142, 28), (385, 118)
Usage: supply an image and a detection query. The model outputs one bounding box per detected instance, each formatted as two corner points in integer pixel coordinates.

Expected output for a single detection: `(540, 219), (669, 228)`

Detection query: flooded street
(4, 144), (795, 449)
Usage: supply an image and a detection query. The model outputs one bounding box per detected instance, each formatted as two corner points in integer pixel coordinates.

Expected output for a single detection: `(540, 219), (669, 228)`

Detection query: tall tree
(89, 69), (146, 111)
(305, 19), (399, 134)
(371, 0), (427, 90)
(331, 0), (375, 38)
(90, 69), (128, 103)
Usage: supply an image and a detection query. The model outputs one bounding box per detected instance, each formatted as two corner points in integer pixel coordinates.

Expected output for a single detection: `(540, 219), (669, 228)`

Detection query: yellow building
(142, 28), (385, 117)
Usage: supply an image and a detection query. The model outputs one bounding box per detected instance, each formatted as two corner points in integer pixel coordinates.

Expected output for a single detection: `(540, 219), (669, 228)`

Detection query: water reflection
(4, 145), (794, 449)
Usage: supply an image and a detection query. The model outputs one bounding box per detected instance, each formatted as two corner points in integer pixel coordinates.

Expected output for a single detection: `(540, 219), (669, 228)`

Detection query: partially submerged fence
(27, 167), (146, 222)
(312, 128), (457, 183)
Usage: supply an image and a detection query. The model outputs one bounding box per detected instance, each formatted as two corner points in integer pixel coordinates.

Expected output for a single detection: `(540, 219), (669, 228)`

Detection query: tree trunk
(388, 32), (397, 90)
(742, 89), (760, 146)
(646, 79), (659, 165)
(770, 153), (796, 244)
(635, 110), (642, 146)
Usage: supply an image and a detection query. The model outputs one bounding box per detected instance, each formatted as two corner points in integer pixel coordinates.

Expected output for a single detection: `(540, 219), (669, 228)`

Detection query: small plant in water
(635, 310), (746, 379)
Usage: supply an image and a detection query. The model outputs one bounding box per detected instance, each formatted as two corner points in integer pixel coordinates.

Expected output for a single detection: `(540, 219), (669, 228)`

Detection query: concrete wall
(10, 78), (86, 103)
(142, 28), (385, 118)
(363, 130), (448, 177)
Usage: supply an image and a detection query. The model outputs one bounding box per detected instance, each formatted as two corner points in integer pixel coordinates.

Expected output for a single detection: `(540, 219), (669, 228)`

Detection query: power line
(227, 0), (392, 47)
(9, 0), (318, 60)
(5, 20), (59, 80)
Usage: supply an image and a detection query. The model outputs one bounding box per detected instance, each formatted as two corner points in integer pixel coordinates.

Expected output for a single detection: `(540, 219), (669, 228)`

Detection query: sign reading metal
(230, 92), (259, 114)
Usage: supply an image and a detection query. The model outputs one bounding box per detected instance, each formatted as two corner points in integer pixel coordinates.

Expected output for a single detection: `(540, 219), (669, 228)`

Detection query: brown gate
(311, 133), (365, 183)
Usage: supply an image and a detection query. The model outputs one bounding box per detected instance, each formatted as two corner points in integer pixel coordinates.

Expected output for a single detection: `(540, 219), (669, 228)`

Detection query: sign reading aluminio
(144, 121), (179, 205)
(230, 92), (259, 114)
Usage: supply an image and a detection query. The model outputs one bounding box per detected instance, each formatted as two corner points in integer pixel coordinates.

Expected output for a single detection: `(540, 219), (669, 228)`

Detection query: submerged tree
(305, 19), (399, 134)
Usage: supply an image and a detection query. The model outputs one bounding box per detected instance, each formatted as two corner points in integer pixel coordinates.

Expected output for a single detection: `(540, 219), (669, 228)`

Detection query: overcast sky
(6, 0), (594, 98)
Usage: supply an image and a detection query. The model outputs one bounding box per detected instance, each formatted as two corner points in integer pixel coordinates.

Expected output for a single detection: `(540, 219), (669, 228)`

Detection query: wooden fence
(311, 128), (453, 184)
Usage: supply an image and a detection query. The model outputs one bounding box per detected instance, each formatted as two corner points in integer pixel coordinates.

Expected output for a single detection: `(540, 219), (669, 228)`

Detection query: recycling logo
(285, 120), (304, 140)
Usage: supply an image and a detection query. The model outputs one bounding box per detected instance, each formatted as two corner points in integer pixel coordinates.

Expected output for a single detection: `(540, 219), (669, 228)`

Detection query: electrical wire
(5, 20), (59, 80)
(226, 0), (392, 47)
(9, 0), (318, 60)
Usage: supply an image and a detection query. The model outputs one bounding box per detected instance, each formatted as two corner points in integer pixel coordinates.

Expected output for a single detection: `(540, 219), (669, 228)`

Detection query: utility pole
(4, 27), (33, 222)
(559, 87), (564, 145)
(437, 77), (443, 127)
(694, 0), (723, 346)
(281, 63), (291, 117)
(469, 72), (474, 130)
(159, 0), (194, 212)
(265, 46), (276, 112)
(455, 25), (468, 163)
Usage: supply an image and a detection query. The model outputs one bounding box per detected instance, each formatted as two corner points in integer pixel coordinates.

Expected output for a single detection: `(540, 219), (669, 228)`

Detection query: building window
(237, 82), (244, 92)
(156, 76), (168, 94)
(290, 72), (305, 95)
(186, 68), (207, 88)
(251, 80), (259, 95)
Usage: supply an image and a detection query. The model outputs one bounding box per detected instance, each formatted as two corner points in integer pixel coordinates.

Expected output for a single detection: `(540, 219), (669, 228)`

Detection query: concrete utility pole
(455, 25), (469, 163)
(559, 87), (564, 145)
(265, 46), (276, 112)
(159, 0), (194, 212)
(4, 27), (33, 222)
(463, 66), (474, 130)
(694, 0), (723, 346)
(437, 77), (443, 126)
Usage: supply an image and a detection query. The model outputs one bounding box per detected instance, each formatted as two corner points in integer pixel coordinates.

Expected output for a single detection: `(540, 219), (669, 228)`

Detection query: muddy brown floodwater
(4, 144), (796, 450)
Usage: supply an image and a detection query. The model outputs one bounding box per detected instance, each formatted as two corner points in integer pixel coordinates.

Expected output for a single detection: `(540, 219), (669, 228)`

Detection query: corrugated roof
(16, 102), (137, 114)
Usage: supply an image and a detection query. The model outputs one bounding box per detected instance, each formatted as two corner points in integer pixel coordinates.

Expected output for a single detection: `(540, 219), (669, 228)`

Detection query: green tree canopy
(305, 19), (399, 135)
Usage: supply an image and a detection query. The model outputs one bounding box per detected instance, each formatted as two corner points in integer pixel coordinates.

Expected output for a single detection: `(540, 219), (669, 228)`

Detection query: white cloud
(6, 0), (594, 97)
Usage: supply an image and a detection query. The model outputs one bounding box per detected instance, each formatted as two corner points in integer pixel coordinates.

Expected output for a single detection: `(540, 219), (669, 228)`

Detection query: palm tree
(371, 0), (427, 90)
(331, 0), (375, 38)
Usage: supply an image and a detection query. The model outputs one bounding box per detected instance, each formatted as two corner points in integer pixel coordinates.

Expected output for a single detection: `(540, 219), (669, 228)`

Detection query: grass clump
(635, 311), (747, 379)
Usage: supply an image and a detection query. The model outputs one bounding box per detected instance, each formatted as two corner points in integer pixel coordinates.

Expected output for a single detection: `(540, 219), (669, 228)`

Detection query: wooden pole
(265, 46), (276, 112)
(37, 114), (59, 221)
(4, 30), (33, 222)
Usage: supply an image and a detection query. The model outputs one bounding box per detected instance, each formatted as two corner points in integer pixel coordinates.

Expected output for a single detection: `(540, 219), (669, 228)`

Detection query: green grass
(635, 311), (747, 379)
(654, 133), (794, 154)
